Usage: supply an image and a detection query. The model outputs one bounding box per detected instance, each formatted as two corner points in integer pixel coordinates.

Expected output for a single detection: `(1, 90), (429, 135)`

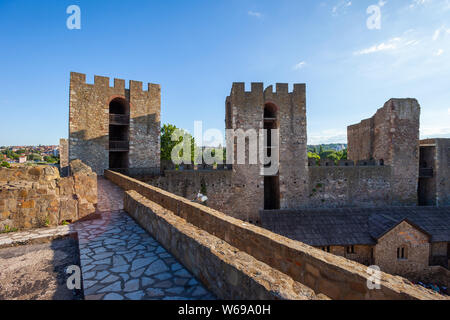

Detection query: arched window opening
(264, 103), (277, 119)
(109, 98), (129, 115)
(109, 97), (130, 170)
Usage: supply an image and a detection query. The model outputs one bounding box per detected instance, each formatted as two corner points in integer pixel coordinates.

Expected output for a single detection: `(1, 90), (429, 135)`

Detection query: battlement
(230, 82), (306, 97)
(70, 72), (160, 94)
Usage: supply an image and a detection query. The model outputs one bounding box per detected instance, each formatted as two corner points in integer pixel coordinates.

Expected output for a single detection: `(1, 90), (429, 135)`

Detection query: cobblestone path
(73, 177), (215, 300)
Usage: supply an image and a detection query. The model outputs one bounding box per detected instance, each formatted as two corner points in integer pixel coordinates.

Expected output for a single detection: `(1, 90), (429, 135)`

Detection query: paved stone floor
(72, 177), (215, 300)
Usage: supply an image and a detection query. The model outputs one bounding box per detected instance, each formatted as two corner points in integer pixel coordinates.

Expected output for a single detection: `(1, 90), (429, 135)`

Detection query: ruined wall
(347, 99), (420, 206)
(69, 72), (160, 175)
(225, 83), (308, 221)
(435, 139), (450, 206)
(106, 170), (445, 300)
(374, 221), (430, 281)
(59, 138), (69, 177)
(347, 118), (374, 161)
(307, 165), (392, 208)
(0, 160), (97, 231)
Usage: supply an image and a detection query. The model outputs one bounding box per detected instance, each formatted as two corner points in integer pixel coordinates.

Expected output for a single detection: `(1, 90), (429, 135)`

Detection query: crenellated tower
(69, 72), (161, 175)
(225, 82), (309, 222)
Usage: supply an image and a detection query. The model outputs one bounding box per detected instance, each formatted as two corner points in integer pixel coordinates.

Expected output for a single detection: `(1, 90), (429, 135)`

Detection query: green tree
(160, 124), (196, 163)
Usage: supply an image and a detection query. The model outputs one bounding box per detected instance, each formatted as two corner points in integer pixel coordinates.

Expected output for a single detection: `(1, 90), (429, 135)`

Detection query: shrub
(1, 161), (10, 168)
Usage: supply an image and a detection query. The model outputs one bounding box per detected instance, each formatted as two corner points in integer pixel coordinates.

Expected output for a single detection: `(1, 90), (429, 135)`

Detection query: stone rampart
(106, 170), (445, 300)
(0, 160), (97, 231)
(124, 190), (327, 300)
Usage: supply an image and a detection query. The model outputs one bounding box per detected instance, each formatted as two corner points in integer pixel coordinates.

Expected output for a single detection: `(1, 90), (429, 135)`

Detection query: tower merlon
(275, 83), (289, 94)
(293, 83), (306, 94)
(114, 78), (125, 90)
(148, 83), (161, 93)
(94, 75), (110, 87)
(231, 82), (245, 95)
(129, 80), (144, 92)
(70, 72), (86, 84)
(251, 82), (264, 94)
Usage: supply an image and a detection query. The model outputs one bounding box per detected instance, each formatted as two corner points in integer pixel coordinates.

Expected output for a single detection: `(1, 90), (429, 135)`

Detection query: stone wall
(124, 190), (326, 300)
(225, 83), (309, 220)
(0, 160), (97, 231)
(69, 72), (160, 175)
(142, 170), (241, 219)
(374, 221), (430, 281)
(59, 138), (69, 177)
(326, 245), (374, 266)
(430, 242), (449, 268)
(106, 170), (446, 300)
(348, 99), (420, 206)
(307, 166), (392, 208)
(435, 139), (450, 206)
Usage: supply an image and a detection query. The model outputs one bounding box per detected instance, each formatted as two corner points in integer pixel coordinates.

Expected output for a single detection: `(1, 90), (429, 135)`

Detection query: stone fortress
(61, 72), (449, 295)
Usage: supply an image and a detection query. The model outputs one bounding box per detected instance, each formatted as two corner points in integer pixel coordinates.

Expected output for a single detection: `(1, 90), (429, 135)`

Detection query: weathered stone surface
(0, 160), (97, 231)
(68, 72), (160, 175)
(110, 170), (446, 300)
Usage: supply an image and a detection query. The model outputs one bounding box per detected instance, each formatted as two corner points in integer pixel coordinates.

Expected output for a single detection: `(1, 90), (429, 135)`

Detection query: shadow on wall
(69, 113), (160, 176)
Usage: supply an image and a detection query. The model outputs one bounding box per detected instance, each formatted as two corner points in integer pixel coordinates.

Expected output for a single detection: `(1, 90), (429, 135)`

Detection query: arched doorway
(263, 102), (280, 210)
(109, 97), (130, 170)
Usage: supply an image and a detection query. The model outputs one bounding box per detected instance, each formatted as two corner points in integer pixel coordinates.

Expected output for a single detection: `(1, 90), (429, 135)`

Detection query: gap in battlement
(86, 74), (95, 85)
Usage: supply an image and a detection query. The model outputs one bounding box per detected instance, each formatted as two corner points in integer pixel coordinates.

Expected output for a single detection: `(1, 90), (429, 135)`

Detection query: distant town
(0, 145), (60, 167)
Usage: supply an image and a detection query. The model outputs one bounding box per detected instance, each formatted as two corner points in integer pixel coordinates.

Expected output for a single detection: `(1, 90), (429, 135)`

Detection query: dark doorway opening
(109, 98), (130, 170)
(418, 146), (436, 206)
(263, 102), (280, 210)
(109, 152), (128, 170)
(264, 176), (280, 210)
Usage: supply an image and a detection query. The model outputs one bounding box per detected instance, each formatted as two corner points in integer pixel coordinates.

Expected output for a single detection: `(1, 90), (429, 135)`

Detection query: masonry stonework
(107, 170), (445, 300)
(225, 83), (308, 221)
(374, 221), (430, 281)
(69, 72), (160, 175)
(59, 138), (69, 177)
(0, 160), (97, 230)
(348, 99), (420, 205)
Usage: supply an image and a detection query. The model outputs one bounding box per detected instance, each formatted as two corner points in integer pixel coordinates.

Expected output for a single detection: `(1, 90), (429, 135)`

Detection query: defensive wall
(0, 160), (97, 231)
(105, 169), (446, 300)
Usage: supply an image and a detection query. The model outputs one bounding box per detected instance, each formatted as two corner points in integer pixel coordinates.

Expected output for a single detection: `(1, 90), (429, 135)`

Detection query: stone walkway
(72, 177), (215, 300)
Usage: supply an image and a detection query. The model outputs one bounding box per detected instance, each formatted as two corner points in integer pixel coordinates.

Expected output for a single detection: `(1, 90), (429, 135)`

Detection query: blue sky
(0, 0), (449, 146)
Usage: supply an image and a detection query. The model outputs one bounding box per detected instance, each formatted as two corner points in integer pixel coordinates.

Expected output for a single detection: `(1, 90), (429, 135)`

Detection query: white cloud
(432, 26), (450, 41)
(308, 129), (347, 144)
(410, 0), (432, 9)
(332, 1), (352, 16)
(435, 48), (444, 56)
(248, 11), (262, 18)
(293, 61), (307, 70)
(354, 37), (407, 55)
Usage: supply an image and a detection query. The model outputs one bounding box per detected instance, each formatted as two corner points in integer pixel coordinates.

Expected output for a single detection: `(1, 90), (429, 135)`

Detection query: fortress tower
(69, 72), (161, 175)
(225, 83), (309, 221)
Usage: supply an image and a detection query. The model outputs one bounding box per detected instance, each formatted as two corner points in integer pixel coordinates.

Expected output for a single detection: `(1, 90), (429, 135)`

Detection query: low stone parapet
(124, 190), (327, 300)
(0, 160), (97, 231)
(106, 170), (447, 300)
